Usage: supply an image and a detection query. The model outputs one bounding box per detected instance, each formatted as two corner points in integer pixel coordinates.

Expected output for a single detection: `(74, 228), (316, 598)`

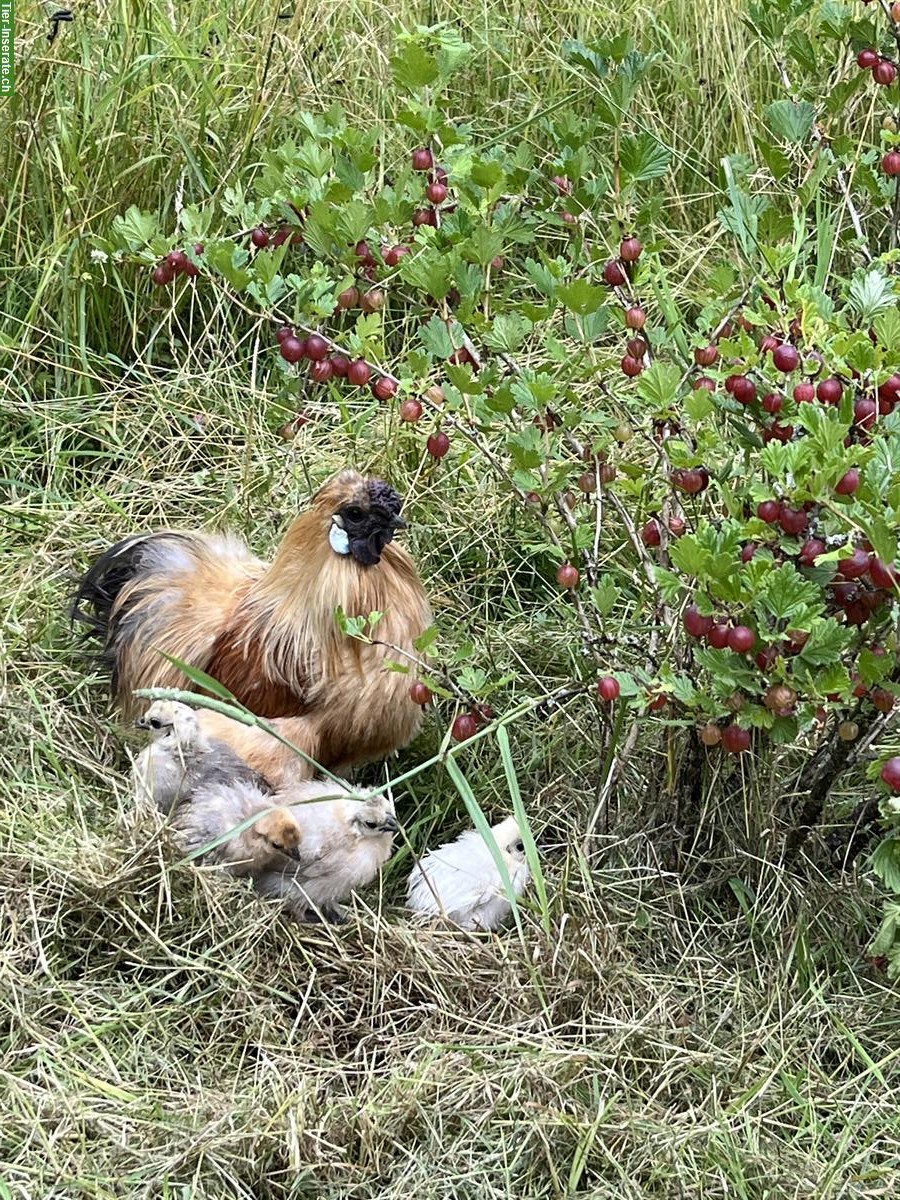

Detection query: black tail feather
(70, 534), (160, 688)
(71, 535), (148, 635)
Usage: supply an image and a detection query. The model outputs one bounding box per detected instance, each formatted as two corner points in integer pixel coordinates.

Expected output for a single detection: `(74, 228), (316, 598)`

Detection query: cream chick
(170, 777), (305, 876)
(253, 782), (398, 923)
(132, 699), (269, 814)
(406, 815), (531, 932)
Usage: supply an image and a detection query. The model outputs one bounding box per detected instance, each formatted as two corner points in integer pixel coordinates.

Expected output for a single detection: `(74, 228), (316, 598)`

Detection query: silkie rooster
(74, 470), (431, 784)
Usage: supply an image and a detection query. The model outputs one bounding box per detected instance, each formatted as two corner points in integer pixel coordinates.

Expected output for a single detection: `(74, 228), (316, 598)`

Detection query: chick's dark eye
(344, 505), (364, 521)
(365, 820), (379, 829)
(514, 841), (524, 852)
(149, 718), (162, 730)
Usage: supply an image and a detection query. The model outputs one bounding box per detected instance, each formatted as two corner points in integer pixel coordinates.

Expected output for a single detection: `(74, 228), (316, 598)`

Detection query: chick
(132, 699), (269, 814)
(406, 815), (531, 932)
(170, 777), (306, 876)
(253, 783), (399, 923)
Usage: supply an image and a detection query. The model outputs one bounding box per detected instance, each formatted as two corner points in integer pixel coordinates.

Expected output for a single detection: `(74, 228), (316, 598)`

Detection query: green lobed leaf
(557, 279), (607, 315)
(400, 248), (456, 300)
(619, 132), (672, 183)
(204, 242), (252, 291)
(869, 902), (900, 956)
(764, 99), (816, 145)
(590, 579), (619, 616)
(874, 308), (900, 353)
(668, 535), (710, 579)
(464, 225), (504, 267)
(564, 309), (609, 342)
(807, 663), (852, 696)
(798, 617), (853, 667)
(785, 29), (817, 73)
(859, 513), (899, 566)
(653, 567), (683, 603)
(507, 427), (545, 470)
(718, 166), (769, 257)
(753, 562), (822, 623)
(866, 437), (900, 499)
(418, 315), (464, 358)
(669, 674), (699, 705)
(562, 39), (610, 79)
(859, 647), (892, 687)
(635, 362), (681, 414)
(110, 205), (159, 250)
(695, 648), (763, 691)
(685, 388), (715, 422)
(483, 314), (532, 353)
(471, 160), (505, 190)
(391, 44), (440, 90)
(413, 625), (440, 654)
(523, 256), (567, 298)
(769, 715), (799, 745)
(847, 269), (896, 323)
(872, 838), (900, 894)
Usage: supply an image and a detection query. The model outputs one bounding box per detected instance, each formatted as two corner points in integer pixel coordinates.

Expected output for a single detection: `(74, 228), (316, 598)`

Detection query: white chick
(406, 815), (530, 932)
(253, 782), (399, 923)
(132, 699), (269, 814)
(170, 777), (306, 876)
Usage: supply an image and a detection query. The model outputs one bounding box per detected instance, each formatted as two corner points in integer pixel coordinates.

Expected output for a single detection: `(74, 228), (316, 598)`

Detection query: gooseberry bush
(103, 8), (900, 970)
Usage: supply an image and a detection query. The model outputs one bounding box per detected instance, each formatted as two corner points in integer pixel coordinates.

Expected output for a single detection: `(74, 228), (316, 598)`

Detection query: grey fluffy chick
(406, 815), (530, 931)
(253, 782), (399, 923)
(132, 699), (268, 814)
(170, 777), (305, 876)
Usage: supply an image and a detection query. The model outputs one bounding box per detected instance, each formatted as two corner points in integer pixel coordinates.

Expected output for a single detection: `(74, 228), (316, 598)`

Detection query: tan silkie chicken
(132, 698), (270, 814)
(251, 782), (399, 923)
(74, 470), (431, 785)
(170, 777), (306, 877)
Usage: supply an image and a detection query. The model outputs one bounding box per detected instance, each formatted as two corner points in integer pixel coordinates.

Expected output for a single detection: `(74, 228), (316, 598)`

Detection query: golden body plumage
(75, 471), (431, 784)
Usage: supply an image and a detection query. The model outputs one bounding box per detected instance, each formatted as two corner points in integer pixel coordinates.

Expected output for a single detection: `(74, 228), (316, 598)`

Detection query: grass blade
(496, 724), (551, 936)
(443, 754), (525, 941)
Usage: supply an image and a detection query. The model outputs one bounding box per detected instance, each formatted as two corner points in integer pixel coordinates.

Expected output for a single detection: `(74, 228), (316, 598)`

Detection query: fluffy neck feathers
(241, 509), (428, 690)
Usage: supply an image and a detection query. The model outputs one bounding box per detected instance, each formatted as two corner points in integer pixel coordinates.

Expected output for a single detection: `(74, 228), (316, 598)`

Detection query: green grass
(2, 1), (900, 1196)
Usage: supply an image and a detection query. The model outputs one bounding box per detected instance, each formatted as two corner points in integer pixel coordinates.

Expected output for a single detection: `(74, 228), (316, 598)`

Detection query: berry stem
(369, 637), (481, 711)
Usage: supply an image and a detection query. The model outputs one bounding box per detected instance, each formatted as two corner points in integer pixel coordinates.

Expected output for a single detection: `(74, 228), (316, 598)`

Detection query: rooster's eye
(344, 505), (364, 521)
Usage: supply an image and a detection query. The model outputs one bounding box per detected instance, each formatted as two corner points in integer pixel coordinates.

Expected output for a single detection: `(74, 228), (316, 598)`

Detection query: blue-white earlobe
(329, 520), (351, 556)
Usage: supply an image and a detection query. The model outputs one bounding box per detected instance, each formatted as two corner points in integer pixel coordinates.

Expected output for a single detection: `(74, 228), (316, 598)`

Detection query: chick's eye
(365, 820), (379, 830)
(344, 505), (364, 521)
(514, 841), (524, 853)
(149, 718), (162, 730)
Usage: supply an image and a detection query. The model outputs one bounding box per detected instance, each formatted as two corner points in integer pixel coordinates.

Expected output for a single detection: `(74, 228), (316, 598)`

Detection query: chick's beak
(389, 514), (407, 532)
(286, 845), (304, 862)
(380, 813), (400, 833)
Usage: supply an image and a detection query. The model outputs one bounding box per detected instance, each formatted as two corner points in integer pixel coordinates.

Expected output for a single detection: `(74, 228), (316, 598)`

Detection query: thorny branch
(784, 684), (900, 861)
